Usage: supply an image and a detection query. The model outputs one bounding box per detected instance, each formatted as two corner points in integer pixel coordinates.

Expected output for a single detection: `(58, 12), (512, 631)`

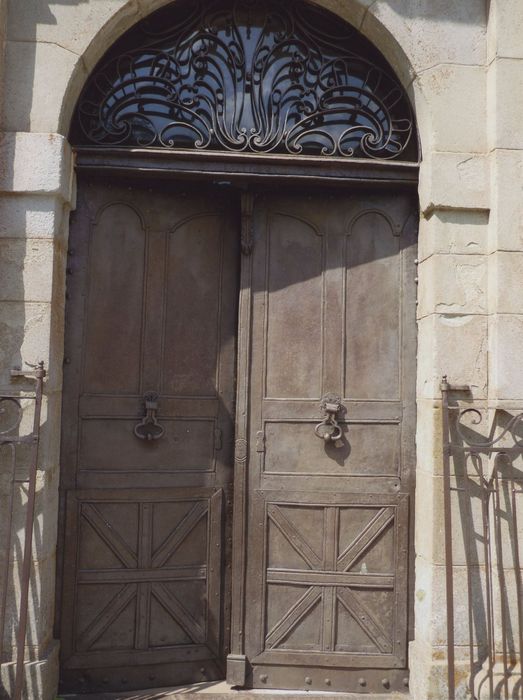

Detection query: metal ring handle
(134, 392), (165, 441)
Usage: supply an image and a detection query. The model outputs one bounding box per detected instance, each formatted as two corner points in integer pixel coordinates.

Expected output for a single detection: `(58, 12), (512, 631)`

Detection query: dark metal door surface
(239, 191), (417, 694)
(58, 178), (239, 693)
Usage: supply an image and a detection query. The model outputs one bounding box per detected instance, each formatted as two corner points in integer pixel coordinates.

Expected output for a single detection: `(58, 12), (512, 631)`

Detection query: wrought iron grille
(0, 364), (46, 700)
(71, 0), (416, 160)
(441, 378), (523, 700)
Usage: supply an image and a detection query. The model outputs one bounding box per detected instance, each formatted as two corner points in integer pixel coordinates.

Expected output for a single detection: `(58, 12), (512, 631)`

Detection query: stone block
(0, 638), (59, 700)
(0, 552), (57, 654)
(488, 251), (523, 314)
(488, 58), (523, 150)
(489, 149), (523, 253)
(364, 2), (486, 78)
(417, 313), (488, 400)
(415, 470), (492, 567)
(414, 64), (487, 154)
(0, 466), (60, 565)
(0, 133), (73, 203)
(7, 0), (139, 71)
(0, 238), (55, 303)
(409, 638), (471, 700)
(418, 209), (489, 262)
(1, 40), (80, 135)
(0, 194), (65, 240)
(419, 152), (489, 216)
(489, 314), (523, 401)
(487, 0), (523, 61)
(0, 302), (50, 389)
(309, 0), (376, 29)
(417, 254), (487, 319)
(415, 556), (489, 648)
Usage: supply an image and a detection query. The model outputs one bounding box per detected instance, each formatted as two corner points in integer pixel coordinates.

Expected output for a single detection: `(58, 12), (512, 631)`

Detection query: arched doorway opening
(57, 1), (419, 695)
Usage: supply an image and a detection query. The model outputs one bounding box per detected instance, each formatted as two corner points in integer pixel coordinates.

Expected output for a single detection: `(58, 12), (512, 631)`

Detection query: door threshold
(60, 680), (409, 700)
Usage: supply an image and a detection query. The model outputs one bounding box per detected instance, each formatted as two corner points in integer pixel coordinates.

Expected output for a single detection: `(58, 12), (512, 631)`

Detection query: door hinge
(256, 430), (265, 453)
(214, 427), (223, 451)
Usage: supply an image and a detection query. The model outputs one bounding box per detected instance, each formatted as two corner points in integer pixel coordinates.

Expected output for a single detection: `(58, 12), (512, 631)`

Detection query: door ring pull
(134, 391), (165, 441)
(315, 394), (343, 443)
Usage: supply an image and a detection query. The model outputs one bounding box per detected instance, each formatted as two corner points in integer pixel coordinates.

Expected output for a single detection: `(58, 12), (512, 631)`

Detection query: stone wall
(0, 1), (521, 698)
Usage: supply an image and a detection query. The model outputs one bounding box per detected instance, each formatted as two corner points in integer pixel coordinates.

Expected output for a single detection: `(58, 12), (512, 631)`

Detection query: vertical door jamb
(227, 191), (255, 686)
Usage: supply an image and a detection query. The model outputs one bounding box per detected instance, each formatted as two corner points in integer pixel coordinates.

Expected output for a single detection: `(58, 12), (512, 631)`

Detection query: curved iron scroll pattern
(456, 408), (523, 449)
(0, 398), (23, 437)
(73, 0), (416, 160)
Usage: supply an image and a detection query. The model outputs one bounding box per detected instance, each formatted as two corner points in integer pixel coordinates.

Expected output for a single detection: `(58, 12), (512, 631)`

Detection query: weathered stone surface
(364, 1), (486, 77)
(0, 238), (55, 303)
(488, 58), (523, 150)
(489, 149), (523, 253)
(489, 314), (523, 401)
(488, 251), (523, 314)
(0, 639), (59, 700)
(409, 638), (471, 700)
(418, 254), (487, 318)
(0, 194), (65, 239)
(415, 470), (492, 567)
(417, 313), (488, 400)
(0, 552), (57, 653)
(0, 302), (51, 388)
(415, 556), (489, 648)
(0, 133), (73, 202)
(418, 209), (489, 262)
(488, 0), (523, 61)
(419, 152), (489, 215)
(414, 64), (487, 154)
(7, 0), (138, 66)
(1, 40), (82, 134)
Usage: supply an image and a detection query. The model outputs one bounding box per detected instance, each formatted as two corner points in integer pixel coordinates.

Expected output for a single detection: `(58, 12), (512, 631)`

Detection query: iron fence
(0, 364), (46, 700)
(442, 377), (523, 699)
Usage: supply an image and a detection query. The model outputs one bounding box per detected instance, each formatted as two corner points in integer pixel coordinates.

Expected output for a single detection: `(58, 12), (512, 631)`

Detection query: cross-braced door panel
(261, 497), (408, 661)
(61, 490), (224, 689)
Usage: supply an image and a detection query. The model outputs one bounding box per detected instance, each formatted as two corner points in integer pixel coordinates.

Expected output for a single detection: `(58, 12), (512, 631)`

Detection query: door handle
(315, 393), (343, 443)
(134, 392), (165, 441)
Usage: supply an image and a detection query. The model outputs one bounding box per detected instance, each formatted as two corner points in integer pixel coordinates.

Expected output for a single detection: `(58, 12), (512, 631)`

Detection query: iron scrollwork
(72, 0), (416, 161)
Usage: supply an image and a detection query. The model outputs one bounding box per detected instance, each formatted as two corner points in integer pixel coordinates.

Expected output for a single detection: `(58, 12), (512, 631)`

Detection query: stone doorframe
(1, 1), (514, 699)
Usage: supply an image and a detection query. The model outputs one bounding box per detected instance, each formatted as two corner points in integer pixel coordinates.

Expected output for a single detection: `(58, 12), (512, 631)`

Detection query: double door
(58, 177), (416, 695)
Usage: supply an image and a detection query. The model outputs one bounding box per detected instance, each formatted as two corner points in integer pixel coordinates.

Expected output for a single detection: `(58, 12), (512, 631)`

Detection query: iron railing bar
(441, 376), (456, 700)
(12, 363), (46, 700)
(451, 446), (523, 455)
(0, 444), (17, 663)
(461, 458), (476, 696)
(493, 461), (510, 699)
(511, 482), (523, 693)
(478, 454), (496, 699)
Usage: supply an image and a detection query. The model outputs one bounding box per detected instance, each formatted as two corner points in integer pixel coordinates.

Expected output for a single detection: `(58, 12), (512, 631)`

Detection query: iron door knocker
(134, 391), (165, 441)
(315, 393), (343, 443)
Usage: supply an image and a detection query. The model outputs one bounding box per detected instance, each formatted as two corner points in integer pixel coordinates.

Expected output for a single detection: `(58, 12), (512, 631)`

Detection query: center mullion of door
(227, 191), (255, 686)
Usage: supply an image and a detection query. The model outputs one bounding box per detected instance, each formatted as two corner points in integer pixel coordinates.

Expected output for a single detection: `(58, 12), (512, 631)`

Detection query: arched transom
(72, 0), (417, 160)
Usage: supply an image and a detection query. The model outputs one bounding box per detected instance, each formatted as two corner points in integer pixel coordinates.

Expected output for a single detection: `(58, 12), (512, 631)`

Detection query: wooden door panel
(344, 210), (401, 401)
(264, 212), (325, 400)
(241, 191), (416, 692)
(61, 489), (225, 690)
(162, 213), (229, 397)
(82, 202), (146, 395)
(262, 421), (400, 476)
(248, 493), (408, 664)
(79, 418), (218, 471)
(59, 179), (239, 693)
